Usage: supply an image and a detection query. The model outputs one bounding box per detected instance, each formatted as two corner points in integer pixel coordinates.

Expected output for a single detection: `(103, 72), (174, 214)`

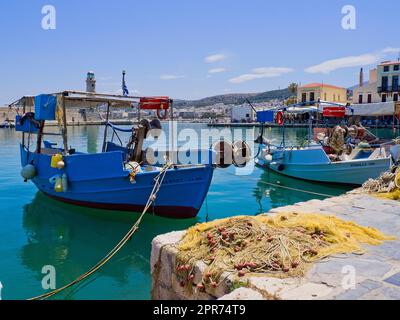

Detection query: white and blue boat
(255, 102), (398, 185)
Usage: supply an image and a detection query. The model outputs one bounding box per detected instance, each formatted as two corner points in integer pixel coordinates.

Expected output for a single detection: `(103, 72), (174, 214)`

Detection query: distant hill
(174, 88), (291, 108)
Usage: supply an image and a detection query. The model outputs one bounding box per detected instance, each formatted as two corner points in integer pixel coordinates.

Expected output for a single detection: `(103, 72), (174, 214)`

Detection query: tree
(288, 83), (298, 96)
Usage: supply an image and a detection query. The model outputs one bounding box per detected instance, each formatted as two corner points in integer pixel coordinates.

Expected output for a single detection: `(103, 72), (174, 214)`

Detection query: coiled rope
(28, 163), (172, 300)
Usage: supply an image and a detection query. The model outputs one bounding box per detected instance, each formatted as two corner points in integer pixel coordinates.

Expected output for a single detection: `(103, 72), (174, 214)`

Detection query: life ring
(157, 108), (168, 120)
(276, 111), (284, 126)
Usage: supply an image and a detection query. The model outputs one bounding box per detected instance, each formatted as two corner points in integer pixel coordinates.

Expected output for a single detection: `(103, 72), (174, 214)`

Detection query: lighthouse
(86, 71), (96, 93)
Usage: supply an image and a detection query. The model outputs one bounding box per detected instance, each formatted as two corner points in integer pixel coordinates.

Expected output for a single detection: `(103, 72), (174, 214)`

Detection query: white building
(353, 68), (380, 104)
(230, 105), (254, 123)
(377, 60), (400, 103)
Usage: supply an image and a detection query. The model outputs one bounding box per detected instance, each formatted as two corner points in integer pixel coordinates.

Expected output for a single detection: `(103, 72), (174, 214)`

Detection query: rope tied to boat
(28, 162), (172, 300)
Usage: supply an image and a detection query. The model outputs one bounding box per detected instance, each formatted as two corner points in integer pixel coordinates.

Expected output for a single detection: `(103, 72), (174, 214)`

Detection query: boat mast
(101, 102), (111, 152)
(61, 93), (68, 154)
(308, 106), (313, 147)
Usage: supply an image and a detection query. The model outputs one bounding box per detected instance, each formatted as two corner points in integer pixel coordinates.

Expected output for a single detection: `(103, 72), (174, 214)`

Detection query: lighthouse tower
(86, 71), (96, 93)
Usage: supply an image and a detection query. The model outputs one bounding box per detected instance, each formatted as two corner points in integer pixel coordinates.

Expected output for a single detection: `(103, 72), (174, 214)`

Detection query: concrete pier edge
(151, 190), (400, 300)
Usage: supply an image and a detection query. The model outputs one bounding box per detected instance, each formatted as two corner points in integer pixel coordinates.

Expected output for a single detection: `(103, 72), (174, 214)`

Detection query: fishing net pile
(362, 166), (400, 200)
(175, 213), (394, 290)
(327, 126), (346, 154)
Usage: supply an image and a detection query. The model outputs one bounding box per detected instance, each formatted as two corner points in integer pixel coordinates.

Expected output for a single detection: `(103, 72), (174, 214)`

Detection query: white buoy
(265, 154), (273, 162)
(0, 281), (3, 300)
(56, 160), (65, 169)
(21, 164), (36, 181)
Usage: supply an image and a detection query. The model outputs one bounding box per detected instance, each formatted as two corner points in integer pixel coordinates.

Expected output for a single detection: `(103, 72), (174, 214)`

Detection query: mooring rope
(28, 163), (172, 300)
(257, 180), (336, 198)
(225, 170), (336, 198)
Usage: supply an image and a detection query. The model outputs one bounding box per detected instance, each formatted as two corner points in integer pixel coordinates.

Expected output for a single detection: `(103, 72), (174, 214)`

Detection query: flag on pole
(122, 70), (129, 96)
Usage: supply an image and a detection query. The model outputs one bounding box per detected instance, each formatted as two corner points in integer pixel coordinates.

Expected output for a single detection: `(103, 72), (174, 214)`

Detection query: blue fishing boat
(12, 91), (224, 219)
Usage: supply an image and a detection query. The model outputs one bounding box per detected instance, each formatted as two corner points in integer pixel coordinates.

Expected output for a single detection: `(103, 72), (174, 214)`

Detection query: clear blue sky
(0, 0), (399, 104)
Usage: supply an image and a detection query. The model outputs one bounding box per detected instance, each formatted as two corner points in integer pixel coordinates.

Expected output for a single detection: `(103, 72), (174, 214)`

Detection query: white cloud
(229, 67), (294, 84)
(208, 67), (227, 74)
(159, 74), (185, 80)
(381, 47), (400, 54)
(305, 48), (400, 74)
(305, 54), (380, 74)
(205, 54), (226, 63)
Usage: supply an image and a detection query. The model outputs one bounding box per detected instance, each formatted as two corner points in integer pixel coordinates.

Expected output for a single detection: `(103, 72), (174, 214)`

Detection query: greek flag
(122, 71), (129, 96)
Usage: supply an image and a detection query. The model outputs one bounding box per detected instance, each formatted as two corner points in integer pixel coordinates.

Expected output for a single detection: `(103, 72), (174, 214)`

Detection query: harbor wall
(151, 191), (400, 300)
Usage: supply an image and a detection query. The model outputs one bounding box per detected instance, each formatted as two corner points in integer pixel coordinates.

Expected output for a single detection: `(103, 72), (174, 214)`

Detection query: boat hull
(43, 192), (200, 218)
(256, 146), (392, 185)
(21, 146), (214, 219)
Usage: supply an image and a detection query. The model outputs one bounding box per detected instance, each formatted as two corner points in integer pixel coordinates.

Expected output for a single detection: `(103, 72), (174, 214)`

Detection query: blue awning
(256, 110), (274, 123)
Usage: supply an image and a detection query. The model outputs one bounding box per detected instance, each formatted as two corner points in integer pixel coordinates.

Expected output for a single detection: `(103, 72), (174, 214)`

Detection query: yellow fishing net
(176, 213), (394, 291)
(375, 189), (400, 201)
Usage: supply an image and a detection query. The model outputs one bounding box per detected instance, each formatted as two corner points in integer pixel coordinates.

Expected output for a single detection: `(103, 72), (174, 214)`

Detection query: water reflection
(253, 169), (352, 213)
(20, 192), (198, 299)
(85, 126), (99, 154)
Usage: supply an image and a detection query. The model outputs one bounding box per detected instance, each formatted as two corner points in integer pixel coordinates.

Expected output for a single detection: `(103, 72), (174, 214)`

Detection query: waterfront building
(377, 60), (400, 103)
(297, 83), (347, 104)
(352, 68), (380, 104)
(231, 105), (254, 123)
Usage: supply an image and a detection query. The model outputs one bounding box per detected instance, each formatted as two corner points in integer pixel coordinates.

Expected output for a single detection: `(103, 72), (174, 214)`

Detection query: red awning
(323, 106), (346, 118)
(139, 97), (170, 110)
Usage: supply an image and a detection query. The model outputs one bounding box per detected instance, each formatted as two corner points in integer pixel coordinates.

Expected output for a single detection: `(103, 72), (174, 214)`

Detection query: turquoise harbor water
(0, 124), (394, 300)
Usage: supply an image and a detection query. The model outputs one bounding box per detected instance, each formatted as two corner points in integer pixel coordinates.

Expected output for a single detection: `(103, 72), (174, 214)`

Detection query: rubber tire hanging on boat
(232, 141), (251, 167)
(212, 140), (233, 168)
(140, 119), (150, 137)
(148, 118), (162, 139)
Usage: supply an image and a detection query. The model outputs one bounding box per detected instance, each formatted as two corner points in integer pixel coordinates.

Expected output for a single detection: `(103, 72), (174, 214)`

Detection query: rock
(219, 288), (265, 300)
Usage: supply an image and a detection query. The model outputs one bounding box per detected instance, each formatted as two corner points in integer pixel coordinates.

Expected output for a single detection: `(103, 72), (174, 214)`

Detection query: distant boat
(0, 120), (14, 128)
(255, 101), (397, 185)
